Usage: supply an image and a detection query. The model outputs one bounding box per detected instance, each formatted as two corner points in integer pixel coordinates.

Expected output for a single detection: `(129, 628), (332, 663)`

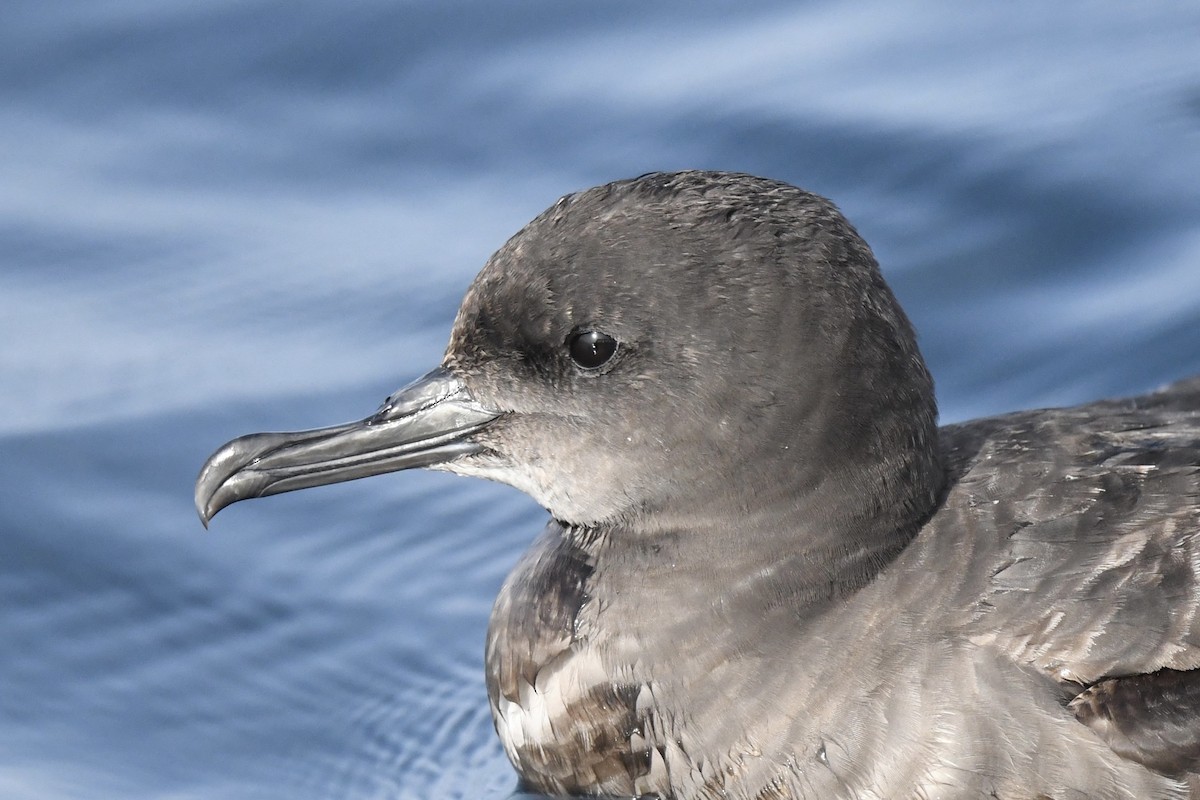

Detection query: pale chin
(437, 456), (615, 527)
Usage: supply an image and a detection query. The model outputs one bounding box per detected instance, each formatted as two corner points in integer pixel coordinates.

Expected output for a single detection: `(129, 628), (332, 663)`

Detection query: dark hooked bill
(194, 367), (501, 525)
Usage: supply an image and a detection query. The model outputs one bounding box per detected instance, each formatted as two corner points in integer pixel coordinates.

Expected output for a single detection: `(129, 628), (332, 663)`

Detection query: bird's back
(911, 375), (1200, 797)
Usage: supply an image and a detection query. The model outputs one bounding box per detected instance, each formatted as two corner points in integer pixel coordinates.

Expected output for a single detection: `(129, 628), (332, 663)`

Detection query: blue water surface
(2, 2), (1199, 798)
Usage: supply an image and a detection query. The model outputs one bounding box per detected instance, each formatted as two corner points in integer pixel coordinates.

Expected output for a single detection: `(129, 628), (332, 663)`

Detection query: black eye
(567, 330), (618, 370)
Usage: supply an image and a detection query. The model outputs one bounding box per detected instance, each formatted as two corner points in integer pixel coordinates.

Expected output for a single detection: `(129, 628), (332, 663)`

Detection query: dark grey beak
(195, 367), (501, 526)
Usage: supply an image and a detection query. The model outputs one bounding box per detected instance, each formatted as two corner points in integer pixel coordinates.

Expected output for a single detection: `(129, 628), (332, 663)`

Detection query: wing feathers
(1071, 668), (1200, 776)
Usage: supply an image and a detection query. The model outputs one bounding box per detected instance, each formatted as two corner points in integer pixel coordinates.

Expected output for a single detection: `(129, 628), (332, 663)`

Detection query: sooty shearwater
(196, 171), (1200, 799)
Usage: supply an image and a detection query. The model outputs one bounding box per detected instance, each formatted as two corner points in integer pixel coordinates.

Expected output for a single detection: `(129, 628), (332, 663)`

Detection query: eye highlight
(567, 330), (618, 370)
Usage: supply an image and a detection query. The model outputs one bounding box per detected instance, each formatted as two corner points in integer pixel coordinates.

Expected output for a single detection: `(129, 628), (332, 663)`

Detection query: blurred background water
(2, 2), (1199, 798)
